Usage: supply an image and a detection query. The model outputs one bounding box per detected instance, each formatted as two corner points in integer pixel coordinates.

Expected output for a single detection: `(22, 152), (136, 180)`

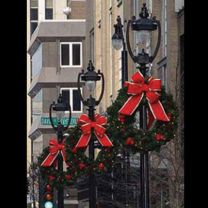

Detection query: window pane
(31, 22), (38, 35)
(45, 8), (53, 19)
(31, 0), (38, 7)
(62, 90), (70, 106)
(72, 44), (81, 66)
(61, 44), (69, 66)
(31, 8), (38, 20)
(72, 90), (81, 111)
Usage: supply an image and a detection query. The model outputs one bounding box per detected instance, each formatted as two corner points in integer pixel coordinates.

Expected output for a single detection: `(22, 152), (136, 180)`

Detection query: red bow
(41, 139), (66, 167)
(76, 114), (113, 148)
(119, 71), (169, 124)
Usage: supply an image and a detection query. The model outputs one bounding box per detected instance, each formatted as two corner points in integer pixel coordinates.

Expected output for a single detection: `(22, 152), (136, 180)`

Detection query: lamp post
(113, 3), (161, 208)
(112, 15), (130, 208)
(112, 15), (128, 85)
(49, 93), (71, 208)
(77, 60), (104, 208)
(125, 3), (161, 208)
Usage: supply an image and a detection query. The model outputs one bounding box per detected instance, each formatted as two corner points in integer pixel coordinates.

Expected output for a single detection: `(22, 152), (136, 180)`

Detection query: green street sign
(41, 117), (77, 126)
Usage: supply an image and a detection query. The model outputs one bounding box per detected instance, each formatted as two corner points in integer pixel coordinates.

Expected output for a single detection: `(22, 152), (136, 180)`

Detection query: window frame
(30, 5), (38, 35)
(45, 0), (53, 20)
(60, 42), (83, 68)
(60, 87), (83, 113)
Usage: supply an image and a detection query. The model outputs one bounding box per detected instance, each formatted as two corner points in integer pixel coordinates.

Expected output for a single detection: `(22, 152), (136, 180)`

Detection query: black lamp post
(112, 16), (130, 207)
(112, 3), (161, 208)
(125, 3), (161, 208)
(49, 93), (71, 208)
(77, 60), (104, 208)
(112, 15), (128, 86)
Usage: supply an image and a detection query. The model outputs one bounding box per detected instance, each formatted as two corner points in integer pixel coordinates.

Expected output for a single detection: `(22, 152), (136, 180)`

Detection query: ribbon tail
(95, 132), (113, 147)
(76, 134), (91, 148)
(149, 101), (170, 122)
(119, 94), (143, 116)
(41, 152), (59, 167)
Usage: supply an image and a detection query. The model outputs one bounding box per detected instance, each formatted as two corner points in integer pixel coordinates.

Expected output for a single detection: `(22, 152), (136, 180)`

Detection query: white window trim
(60, 42), (82, 68)
(60, 87), (83, 113)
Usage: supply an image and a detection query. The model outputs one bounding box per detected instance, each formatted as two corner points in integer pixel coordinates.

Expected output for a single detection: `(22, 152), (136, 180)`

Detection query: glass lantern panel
(136, 30), (151, 53)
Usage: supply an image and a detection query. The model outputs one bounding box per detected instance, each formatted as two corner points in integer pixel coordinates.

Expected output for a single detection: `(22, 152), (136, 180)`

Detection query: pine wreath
(106, 86), (178, 153)
(37, 146), (76, 188)
(38, 81), (178, 188)
(64, 123), (119, 178)
(38, 126), (118, 189)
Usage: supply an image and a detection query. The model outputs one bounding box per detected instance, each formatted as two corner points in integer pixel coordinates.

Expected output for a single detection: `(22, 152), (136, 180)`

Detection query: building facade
(85, 0), (184, 207)
(27, 0), (184, 207)
(27, 0), (87, 207)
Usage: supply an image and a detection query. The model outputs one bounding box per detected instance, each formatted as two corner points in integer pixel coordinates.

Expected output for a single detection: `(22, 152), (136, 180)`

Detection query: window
(30, 0), (38, 35)
(32, 90), (42, 122)
(31, 8), (38, 20)
(60, 88), (83, 113)
(45, 0), (53, 19)
(60, 42), (82, 67)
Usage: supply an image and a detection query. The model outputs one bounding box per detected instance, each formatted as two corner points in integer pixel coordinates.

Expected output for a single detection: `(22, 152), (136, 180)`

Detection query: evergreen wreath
(106, 86), (178, 153)
(37, 127), (118, 188)
(37, 146), (76, 188)
(38, 85), (178, 189)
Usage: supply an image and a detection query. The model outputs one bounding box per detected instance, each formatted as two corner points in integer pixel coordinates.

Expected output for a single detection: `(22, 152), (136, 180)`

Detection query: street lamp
(112, 15), (130, 208)
(112, 3), (161, 208)
(126, 3), (161, 68)
(49, 93), (71, 208)
(125, 3), (161, 208)
(77, 60), (104, 208)
(112, 15), (128, 86)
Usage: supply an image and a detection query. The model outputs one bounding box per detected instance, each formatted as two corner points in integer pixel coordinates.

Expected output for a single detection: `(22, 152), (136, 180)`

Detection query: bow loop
(127, 83), (143, 95)
(148, 78), (161, 91)
(78, 114), (91, 125)
(76, 114), (113, 148)
(131, 71), (144, 84)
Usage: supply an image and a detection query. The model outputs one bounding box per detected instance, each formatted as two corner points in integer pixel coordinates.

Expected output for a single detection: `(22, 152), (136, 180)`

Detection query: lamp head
(81, 60), (101, 93)
(52, 94), (69, 121)
(131, 3), (157, 31)
(112, 16), (123, 50)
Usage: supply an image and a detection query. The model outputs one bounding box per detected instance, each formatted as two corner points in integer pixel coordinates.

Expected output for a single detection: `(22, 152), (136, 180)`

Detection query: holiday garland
(38, 74), (178, 188)
(37, 124), (118, 188)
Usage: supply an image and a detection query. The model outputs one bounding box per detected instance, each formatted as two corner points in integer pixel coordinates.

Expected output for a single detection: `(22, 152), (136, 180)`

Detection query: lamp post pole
(121, 36), (128, 86)
(88, 96), (96, 208)
(57, 122), (64, 208)
(124, 3), (161, 208)
(112, 16), (130, 207)
(112, 16), (128, 86)
(49, 93), (71, 208)
(139, 64), (149, 208)
(77, 60), (105, 208)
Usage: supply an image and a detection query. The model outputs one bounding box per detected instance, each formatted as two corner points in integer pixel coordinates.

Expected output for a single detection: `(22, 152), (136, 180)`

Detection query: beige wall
(92, 0), (128, 112)
(53, 0), (67, 20)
